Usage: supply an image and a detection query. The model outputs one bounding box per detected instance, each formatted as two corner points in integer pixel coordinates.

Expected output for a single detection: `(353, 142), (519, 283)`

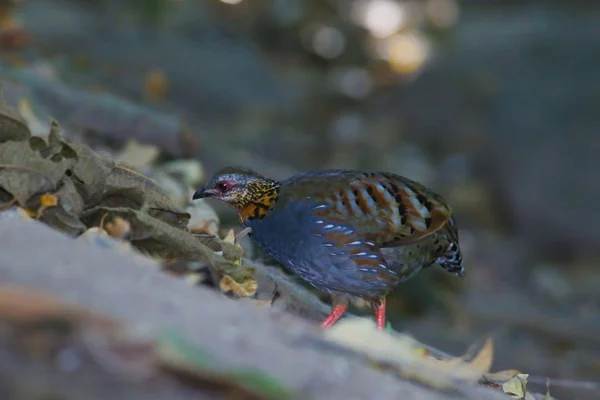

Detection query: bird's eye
(216, 181), (230, 192)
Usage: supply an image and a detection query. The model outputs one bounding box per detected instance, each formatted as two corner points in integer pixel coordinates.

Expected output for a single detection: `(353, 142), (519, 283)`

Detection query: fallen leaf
(223, 229), (236, 244)
(25, 193), (58, 218)
(145, 69), (168, 104)
(322, 318), (453, 387)
(159, 159), (204, 187)
(103, 215), (131, 239)
(220, 275), (258, 297)
(503, 374), (529, 398)
(434, 336), (494, 378)
(483, 369), (521, 383)
(115, 139), (160, 169)
(17, 97), (48, 137)
(187, 200), (219, 236)
(545, 378), (552, 400)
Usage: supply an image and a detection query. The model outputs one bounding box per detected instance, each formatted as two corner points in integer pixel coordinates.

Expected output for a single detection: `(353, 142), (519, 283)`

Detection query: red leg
(374, 297), (386, 330)
(320, 303), (348, 328)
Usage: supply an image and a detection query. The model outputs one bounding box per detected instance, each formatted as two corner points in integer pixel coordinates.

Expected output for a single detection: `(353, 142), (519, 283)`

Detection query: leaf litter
(322, 318), (550, 398)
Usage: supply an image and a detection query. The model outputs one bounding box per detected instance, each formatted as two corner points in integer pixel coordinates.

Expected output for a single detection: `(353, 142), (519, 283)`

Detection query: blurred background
(1, 0), (598, 398)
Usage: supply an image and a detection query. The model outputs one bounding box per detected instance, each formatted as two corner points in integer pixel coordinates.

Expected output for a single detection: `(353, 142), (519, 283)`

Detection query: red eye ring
(216, 181), (229, 192)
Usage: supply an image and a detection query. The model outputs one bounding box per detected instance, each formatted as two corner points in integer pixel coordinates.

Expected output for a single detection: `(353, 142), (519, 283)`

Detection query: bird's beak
(192, 186), (218, 200)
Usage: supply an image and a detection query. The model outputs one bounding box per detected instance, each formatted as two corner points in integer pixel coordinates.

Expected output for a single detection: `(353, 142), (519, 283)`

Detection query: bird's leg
(320, 296), (348, 328)
(373, 297), (386, 330)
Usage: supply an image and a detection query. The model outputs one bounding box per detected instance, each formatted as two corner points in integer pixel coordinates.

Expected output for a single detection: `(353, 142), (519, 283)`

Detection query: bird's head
(192, 167), (280, 221)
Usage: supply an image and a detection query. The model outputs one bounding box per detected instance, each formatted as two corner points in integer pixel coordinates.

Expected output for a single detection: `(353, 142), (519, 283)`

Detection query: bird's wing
(291, 170), (452, 248)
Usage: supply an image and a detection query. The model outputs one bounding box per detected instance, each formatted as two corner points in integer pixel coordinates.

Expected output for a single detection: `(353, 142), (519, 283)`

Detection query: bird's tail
(436, 241), (465, 278)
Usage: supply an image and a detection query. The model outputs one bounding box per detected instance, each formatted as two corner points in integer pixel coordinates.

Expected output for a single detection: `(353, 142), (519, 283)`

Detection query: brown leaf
(115, 139), (160, 169)
(145, 69), (168, 104)
(219, 275), (258, 298)
(103, 215), (131, 239)
(187, 200), (219, 236)
(483, 369), (522, 383)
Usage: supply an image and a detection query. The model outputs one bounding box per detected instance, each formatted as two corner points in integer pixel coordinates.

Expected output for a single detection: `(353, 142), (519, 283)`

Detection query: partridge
(193, 167), (464, 329)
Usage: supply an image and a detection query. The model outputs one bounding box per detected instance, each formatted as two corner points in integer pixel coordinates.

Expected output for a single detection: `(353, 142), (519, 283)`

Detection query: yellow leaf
(484, 369), (521, 383)
(323, 319), (424, 359)
(102, 216), (131, 239)
(115, 140), (159, 169)
(40, 193), (58, 207)
(422, 337), (494, 382)
(145, 69), (168, 104)
(16, 207), (31, 219)
(502, 374), (529, 398)
(223, 229), (236, 244)
(17, 98), (49, 136)
(463, 336), (494, 374)
(25, 193), (58, 218)
(219, 275), (257, 297)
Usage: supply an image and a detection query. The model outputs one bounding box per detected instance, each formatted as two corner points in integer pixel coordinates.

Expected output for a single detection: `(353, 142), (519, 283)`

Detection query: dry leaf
(115, 139), (160, 169)
(483, 369), (521, 383)
(219, 275), (258, 298)
(16, 206), (31, 219)
(432, 336), (494, 378)
(103, 216), (131, 239)
(159, 159), (204, 187)
(223, 229), (236, 244)
(145, 69), (168, 103)
(17, 97), (49, 136)
(503, 374), (529, 398)
(187, 200), (219, 236)
(323, 319), (502, 389)
(544, 378), (554, 400)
